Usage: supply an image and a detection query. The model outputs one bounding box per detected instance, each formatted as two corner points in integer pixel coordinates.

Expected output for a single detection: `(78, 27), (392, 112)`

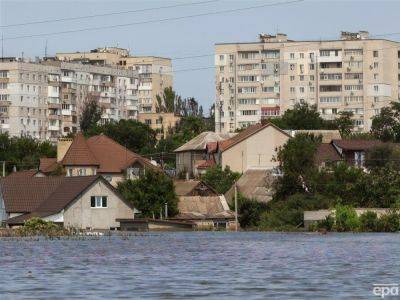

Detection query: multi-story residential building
(0, 57), (139, 141)
(215, 31), (400, 133)
(56, 48), (178, 137)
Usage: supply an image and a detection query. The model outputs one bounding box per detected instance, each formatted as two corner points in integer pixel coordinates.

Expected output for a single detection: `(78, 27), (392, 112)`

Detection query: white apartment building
(215, 31), (400, 133)
(0, 58), (139, 141)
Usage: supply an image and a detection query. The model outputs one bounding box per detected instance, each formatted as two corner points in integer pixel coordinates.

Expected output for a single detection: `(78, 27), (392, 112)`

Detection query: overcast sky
(1, 0), (399, 111)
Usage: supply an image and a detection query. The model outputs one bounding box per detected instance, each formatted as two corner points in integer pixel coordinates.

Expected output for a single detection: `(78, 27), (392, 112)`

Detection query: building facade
(0, 58), (139, 141)
(56, 48), (176, 136)
(215, 31), (400, 133)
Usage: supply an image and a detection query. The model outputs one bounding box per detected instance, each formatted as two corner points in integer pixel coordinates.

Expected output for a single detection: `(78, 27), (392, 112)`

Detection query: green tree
(365, 144), (400, 171)
(156, 87), (179, 113)
(202, 165), (240, 194)
(79, 96), (102, 133)
(267, 103), (336, 130)
(335, 111), (354, 137)
(87, 119), (157, 154)
(117, 170), (178, 218)
(371, 102), (400, 142)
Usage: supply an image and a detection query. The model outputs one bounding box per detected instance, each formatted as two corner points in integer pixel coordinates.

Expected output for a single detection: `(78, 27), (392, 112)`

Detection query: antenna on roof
(44, 39), (48, 57)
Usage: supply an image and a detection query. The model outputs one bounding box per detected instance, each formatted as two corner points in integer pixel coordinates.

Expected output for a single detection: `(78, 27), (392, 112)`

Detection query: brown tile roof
(62, 133), (99, 166)
(3, 175), (131, 225)
(174, 180), (217, 196)
(174, 131), (234, 152)
(6, 170), (39, 178)
(219, 123), (291, 152)
(39, 158), (58, 173)
(196, 159), (216, 170)
(332, 139), (383, 151)
(315, 143), (342, 164)
(86, 134), (158, 173)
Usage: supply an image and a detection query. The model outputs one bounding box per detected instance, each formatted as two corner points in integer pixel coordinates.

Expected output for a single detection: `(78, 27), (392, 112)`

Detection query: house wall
(63, 180), (134, 229)
(176, 151), (205, 177)
(222, 126), (289, 173)
(100, 173), (125, 188)
(65, 166), (98, 176)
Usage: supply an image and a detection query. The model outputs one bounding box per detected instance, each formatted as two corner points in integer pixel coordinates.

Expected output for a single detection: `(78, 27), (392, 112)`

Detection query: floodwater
(0, 232), (399, 299)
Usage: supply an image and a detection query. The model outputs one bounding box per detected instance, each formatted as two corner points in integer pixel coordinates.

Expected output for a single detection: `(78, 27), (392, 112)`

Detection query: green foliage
(274, 133), (321, 199)
(359, 211), (379, 232)
(117, 170), (178, 218)
(371, 102), (400, 142)
(79, 96), (102, 133)
(236, 195), (268, 228)
(202, 165), (240, 194)
(377, 210), (400, 232)
(260, 193), (331, 230)
(365, 144), (400, 172)
(17, 218), (66, 236)
(333, 204), (360, 232)
(0, 133), (56, 173)
(335, 111), (354, 138)
(267, 103), (337, 130)
(156, 87), (179, 113)
(87, 119), (157, 154)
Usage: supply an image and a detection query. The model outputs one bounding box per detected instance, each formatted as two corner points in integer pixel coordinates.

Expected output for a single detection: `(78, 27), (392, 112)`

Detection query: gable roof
(39, 158), (58, 173)
(219, 123), (291, 152)
(62, 133), (99, 166)
(174, 180), (218, 196)
(2, 175), (131, 225)
(315, 143), (342, 164)
(86, 134), (158, 173)
(176, 196), (235, 220)
(332, 139), (383, 151)
(174, 131), (234, 152)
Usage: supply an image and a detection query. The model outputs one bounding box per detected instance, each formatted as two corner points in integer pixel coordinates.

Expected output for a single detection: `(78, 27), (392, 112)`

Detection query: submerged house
(39, 134), (160, 186)
(172, 180), (236, 229)
(0, 175), (134, 229)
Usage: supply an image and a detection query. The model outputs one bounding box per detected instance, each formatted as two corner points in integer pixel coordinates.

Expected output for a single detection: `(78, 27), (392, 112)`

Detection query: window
(290, 87), (295, 93)
(78, 168), (86, 176)
(145, 119), (152, 125)
(320, 97), (341, 103)
(238, 52), (258, 59)
(320, 73), (342, 80)
(219, 55), (224, 61)
(374, 73), (378, 80)
(238, 75), (257, 82)
(344, 85), (363, 91)
(238, 98), (257, 105)
(300, 53), (304, 59)
(299, 75), (304, 81)
(67, 169), (73, 177)
(310, 75), (315, 81)
(0, 71), (8, 78)
(374, 62), (379, 68)
(240, 110), (258, 116)
(374, 85), (379, 92)
(290, 76), (295, 81)
(309, 64), (315, 70)
(373, 51), (379, 58)
(290, 53), (295, 59)
(345, 73), (363, 80)
(238, 87), (257, 94)
(262, 86), (274, 93)
(91, 196), (107, 208)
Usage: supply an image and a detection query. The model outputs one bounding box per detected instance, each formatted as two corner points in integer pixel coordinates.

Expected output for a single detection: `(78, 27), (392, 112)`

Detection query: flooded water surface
(0, 232), (399, 299)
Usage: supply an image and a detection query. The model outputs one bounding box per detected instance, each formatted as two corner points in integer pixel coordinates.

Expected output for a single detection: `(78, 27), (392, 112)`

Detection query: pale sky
(1, 0), (399, 111)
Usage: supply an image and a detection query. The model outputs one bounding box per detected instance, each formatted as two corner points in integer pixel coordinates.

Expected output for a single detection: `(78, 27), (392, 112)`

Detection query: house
(174, 131), (234, 177)
(210, 123), (291, 173)
(172, 180), (236, 230)
(0, 175), (134, 230)
(315, 143), (342, 168)
(39, 133), (160, 186)
(287, 130), (341, 143)
(6, 169), (45, 178)
(331, 139), (382, 167)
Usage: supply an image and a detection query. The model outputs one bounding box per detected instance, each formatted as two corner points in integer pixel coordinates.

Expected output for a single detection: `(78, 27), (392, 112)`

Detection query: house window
(78, 168), (86, 176)
(91, 196), (107, 208)
(67, 169), (73, 176)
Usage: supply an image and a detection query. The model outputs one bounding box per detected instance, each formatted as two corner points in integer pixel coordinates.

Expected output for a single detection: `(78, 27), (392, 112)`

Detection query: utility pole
(165, 203), (168, 219)
(2, 161), (5, 177)
(234, 182), (238, 232)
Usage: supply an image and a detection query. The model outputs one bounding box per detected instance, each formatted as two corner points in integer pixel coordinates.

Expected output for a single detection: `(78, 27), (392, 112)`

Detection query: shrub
(315, 215), (335, 231)
(377, 211), (400, 232)
(17, 217), (65, 236)
(359, 211), (379, 232)
(236, 195), (268, 228)
(333, 205), (360, 232)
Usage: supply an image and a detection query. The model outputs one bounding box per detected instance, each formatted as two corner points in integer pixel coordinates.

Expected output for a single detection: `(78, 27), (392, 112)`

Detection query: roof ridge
(88, 134), (139, 157)
(62, 133), (100, 166)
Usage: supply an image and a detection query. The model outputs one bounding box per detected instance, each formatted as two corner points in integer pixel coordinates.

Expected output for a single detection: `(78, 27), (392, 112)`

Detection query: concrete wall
(222, 126), (289, 173)
(63, 180), (134, 229)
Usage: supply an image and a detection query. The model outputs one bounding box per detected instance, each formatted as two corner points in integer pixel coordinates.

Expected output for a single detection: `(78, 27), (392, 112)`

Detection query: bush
(359, 211), (379, 232)
(17, 217), (66, 236)
(236, 195), (268, 228)
(377, 211), (400, 232)
(333, 205), (360, 232)
(314, 215), (335, 231)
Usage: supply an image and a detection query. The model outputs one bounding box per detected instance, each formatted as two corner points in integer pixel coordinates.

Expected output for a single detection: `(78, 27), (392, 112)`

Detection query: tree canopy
(117, 170), (178, 218)
(371, 102), (400, 142)
(202, 165), (241, 194)
(79, 96), (102, 133)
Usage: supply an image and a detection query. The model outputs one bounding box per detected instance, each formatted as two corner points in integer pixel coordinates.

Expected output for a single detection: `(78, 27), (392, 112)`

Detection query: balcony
(48, 102), (61, 109)
(0, 100), (11, 106)
(48, 125), (60, 131)
(0, 78), (9, 83)
(48, 114), (61, 120)
(62, 87), (76, 94)
(0, 123), (10, 129)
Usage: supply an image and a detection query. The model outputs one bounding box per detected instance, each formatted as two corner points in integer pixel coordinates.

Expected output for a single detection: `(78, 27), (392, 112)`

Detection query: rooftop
(174, 131), (234, 152)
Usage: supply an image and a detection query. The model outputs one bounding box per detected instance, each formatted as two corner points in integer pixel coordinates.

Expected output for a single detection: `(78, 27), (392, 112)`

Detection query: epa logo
(373, 284), (399, 298)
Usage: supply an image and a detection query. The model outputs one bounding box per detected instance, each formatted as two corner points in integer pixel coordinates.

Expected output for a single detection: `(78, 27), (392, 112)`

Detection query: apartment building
(0, 58), (139, 141)
(56, 48), (177, 137)
(215, 31), (400, 133)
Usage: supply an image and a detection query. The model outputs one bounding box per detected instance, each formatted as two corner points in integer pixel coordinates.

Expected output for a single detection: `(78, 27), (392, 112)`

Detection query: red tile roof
(6, 170), (39, 178)
(218, 123), (291, 152)
(196, 159), (216, 170)
(39, 158), (58, 173)
(86, 134), (158, 173)
(62, 133), (99, 166)
(332, 139), (383, 151)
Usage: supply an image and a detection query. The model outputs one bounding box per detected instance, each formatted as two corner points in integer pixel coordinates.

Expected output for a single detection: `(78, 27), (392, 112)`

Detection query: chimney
(57, 137), (73, 162)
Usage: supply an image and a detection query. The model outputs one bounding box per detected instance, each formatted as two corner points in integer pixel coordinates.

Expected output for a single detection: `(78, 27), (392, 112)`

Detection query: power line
(2, 0), (305, 41)
(0, 0), (220, 28)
